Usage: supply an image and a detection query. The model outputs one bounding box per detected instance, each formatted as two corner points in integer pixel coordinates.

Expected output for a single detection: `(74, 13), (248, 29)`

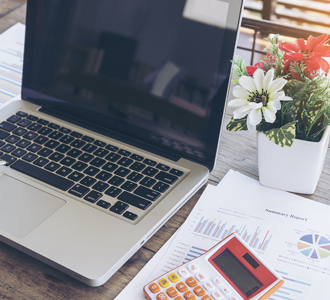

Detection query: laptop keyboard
(0, 111), (186, 223)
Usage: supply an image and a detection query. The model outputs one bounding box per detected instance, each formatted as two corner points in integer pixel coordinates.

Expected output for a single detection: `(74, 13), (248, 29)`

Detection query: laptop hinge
(38, 106), (182, 162)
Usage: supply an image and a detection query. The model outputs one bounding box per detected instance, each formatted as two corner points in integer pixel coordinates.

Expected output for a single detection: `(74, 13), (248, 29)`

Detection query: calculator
(143, 233), (284, 300)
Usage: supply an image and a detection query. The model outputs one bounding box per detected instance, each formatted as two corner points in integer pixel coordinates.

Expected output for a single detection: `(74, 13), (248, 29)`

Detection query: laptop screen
(22, 0), (243, 170)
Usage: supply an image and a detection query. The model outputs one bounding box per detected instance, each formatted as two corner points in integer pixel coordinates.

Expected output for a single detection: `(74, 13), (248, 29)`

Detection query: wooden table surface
(0, 3), (330, 300)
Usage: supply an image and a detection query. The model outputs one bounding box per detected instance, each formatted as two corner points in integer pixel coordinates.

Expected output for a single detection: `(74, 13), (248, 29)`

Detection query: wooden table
(0, 3), (330, 299)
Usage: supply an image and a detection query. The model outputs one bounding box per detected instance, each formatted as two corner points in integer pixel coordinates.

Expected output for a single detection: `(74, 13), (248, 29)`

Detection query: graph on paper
(0, 23), (25, 104)
(193, 215), (272, 251)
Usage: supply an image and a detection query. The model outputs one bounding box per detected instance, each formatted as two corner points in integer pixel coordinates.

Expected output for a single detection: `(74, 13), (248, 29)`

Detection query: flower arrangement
(227, 33), (330, 147)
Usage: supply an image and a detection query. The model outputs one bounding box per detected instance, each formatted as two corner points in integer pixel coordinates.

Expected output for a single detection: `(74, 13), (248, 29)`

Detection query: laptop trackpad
(0, 175), (65, 238)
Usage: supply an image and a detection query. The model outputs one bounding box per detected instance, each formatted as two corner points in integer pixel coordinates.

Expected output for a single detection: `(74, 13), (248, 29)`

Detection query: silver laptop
(0, 0), (243, 286)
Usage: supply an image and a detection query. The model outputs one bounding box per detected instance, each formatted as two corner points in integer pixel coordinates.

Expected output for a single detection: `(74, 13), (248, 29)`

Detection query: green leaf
(226, 117), (247, 131)
(264, 121), (296, 148)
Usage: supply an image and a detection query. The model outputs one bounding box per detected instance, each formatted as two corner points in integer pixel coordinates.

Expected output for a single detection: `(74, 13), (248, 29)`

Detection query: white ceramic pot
(258, 126), (330, 194)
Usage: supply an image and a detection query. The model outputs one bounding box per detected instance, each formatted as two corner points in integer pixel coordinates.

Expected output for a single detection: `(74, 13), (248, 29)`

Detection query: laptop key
(96, 170), (112, 181)
(96, 200), (111, 209)
(71, 140), (86, 149)
(67, 148), (82, 158)
(68, 184), (89, 197)
(84, 166), (100, 177)
(12, 148), (27, 158)
(105, 186), (122, 197)
(27, 123), (42, 131)
(72, 161), (88, 171)
(5, 135), (20, 144)
(34, 136), (49, 145)
(118, 149), (131, 156)
(140, 177), (156, 187)
(2, 144), (16, 153)
(92, 181), (109, 192)
(123, 211), (138, 221)
(130, 162), (145, 172)
(56, 166), (72, 177)
(38, 148), (53, 157)
(13, 127), (27, 136)
(26, 115), (38, 121)
(0, 129), (9, 139)
(127, 172), (143, 182)
(102, 162), (118, 173)
(142, 166), (158, 177)
(48, 123), (60, 130)
(70, 131), (83, 138)
(143, 158), (157, 166)
(59, 135), (75, 144)
(84, 191), (102, 203)
(48, 152), (64, 162)
(90, 157), (106, 167)
(44, 140), (60, 149)
(118, 157), (133, 167)
(130, 154), (144, 161)
(1, 154), (17, 165)
(155, 171), (178, 184)
(16, 111), (28, 117)
(33, 157), (49, 167)
(80, 176), (96, 187)
(82, 135), (94, 143)
(16, 139), (31, 148)
(68, 171), (84, 182)
(23, 131), (38, 140)
(114, 201), (129, 210)
(114, 167), (130, 177)
(38, 127), (53, 136)
(78, 153), (94, 163)
(94, 148), (109, 158)
(60, 157), (76, 166)
(48, 131), (63, 140)
(110, 206), (125, 214)
(11, 160), (74, 191)
(108, 176), (125, 186)
(156, 163), (170, 172)
(169, 168), (184, 177)
(121, 181), (138, 192)
(94, 140), (106, 147)
(7, 115), (21, 123)
(56, 144), (71, 153)
(105, 144), (118, 152)
(45, 162), (61, 171)
(17, 119), (32, 127)
(82, 143), (97, 153)
(0, 141), (5, 148)
(22, 153), (38, 162)
(117, 192), (152, 210)
(105, 152), (121, 162)
(134, 186), (160, 201)
(37, 119), (49, 126)
(0, 121), (17, 132)
(153, 181), (170, 193)
(59, 127), (71, 134)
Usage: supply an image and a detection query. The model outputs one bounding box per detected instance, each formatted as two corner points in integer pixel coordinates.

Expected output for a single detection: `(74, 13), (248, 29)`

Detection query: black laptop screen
(22, 0), (243, 170)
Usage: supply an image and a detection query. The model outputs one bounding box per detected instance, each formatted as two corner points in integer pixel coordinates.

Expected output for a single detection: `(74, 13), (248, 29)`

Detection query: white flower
(228, 69), (292, 133)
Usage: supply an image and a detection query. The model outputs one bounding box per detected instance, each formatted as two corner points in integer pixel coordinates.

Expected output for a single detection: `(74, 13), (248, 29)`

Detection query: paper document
(0, 23), (25, 104)
(116, 170), (330, 300)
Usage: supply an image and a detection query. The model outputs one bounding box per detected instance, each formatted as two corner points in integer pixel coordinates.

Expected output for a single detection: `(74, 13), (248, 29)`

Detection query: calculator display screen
(212, 249), (262, 297)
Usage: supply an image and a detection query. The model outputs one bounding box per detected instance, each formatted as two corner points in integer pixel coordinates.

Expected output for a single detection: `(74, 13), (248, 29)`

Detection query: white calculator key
(187, 263), (199, 273)
(212, 290), (225, 299)
(229, 297), (238, 300)
(204, 281), (216, 291)
(178, 268), (190, 278)
(213, 277), (224, 286)
(195, 272), (207, 282)
(220, 286), (231, 296)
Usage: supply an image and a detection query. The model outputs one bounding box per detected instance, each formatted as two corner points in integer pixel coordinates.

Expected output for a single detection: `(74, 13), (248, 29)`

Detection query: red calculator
(143, 233), (284, 300)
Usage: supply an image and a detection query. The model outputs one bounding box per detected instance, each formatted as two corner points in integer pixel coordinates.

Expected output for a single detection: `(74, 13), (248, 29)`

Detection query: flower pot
(258, 126), (330, 194)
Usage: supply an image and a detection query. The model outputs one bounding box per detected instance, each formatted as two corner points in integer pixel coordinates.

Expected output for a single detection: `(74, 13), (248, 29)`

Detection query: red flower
(279, 33), (330, 78)
(246, 54), (275, 76)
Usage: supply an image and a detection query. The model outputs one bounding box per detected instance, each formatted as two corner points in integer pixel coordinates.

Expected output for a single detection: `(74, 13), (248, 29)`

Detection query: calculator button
(157, 292), (169, 300)
(183, 291), (196, 300)
(220, 286), (231, 296)
(195, 273), (207, 282)
(187, 263), (199, 273)
(193, 286), (206, 296)
(211, 290), (224, 299)
(168, 272), (180, 283)
(174, 297), (184, 300)
(178, 268), (189, 278)
(201, 296), (212, 300)
(176, 282), (188, 292)
(229, 297), (238, 300)
(213, 278), (224, 287)
(186, 277), (198, 287)
(159, 277), (171, 288)
(166, 287), (178, 298)
(204, 281), (215, 291)
(149, 282), (161, 293)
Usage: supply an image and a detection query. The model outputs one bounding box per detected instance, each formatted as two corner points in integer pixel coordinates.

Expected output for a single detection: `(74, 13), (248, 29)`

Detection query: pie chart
(297, 234), (330, 259)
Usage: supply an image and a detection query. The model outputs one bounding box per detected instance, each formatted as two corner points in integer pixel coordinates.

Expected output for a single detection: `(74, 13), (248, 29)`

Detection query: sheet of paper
(117, 170), (330, 299)
(0, 23), (25, 104)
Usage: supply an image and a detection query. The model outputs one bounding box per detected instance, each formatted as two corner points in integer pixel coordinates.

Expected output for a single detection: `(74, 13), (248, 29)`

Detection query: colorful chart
(297, 234), (330, 259)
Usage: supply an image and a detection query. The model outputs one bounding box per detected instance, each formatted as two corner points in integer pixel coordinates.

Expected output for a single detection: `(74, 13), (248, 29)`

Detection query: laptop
(0, 0), (243, 286)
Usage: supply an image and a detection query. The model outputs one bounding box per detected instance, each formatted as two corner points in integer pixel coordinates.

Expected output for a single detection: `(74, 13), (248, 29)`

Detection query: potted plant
(226, 33), (330, 194)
